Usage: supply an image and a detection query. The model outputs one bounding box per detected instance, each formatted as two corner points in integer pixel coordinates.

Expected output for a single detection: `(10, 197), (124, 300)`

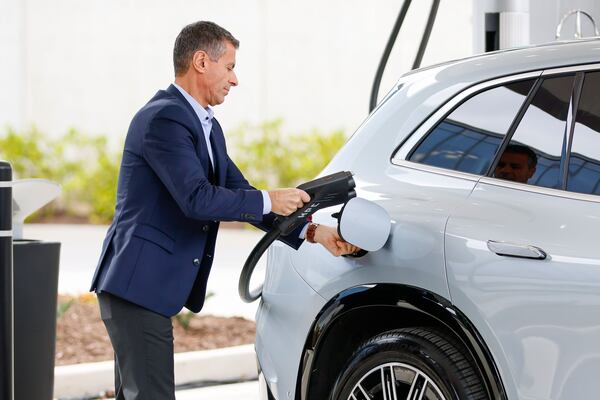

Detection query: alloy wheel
(347, 361), (447, 400)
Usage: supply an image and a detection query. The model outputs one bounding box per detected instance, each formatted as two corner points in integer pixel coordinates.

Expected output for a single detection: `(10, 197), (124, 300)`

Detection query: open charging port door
(238, 171), (391, 303)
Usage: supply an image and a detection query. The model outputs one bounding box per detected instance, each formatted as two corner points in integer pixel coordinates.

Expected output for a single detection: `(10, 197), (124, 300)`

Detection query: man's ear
(528, 166), (536, 179)
(192, 50), (208, 73)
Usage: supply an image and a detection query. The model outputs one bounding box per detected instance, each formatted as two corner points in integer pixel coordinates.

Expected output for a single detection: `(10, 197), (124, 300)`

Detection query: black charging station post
(0, 160), (13, 400)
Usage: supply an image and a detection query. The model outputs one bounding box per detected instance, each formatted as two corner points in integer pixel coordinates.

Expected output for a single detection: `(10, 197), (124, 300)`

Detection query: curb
(54, 344), (257, 398)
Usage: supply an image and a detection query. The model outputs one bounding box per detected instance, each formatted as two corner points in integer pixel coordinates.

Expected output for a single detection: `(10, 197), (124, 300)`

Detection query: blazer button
(193, 258), (200, 267)
(202, 225), (209, 232)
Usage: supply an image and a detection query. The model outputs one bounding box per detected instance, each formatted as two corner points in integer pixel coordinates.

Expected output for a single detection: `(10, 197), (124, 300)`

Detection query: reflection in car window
(409, 79), (534, 175)
(499, 75), (575, 188)
(567, 71), (600, 195)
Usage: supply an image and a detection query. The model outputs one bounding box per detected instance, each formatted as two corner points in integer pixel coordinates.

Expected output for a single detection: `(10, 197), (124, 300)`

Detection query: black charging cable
(238, 171), (356, 303)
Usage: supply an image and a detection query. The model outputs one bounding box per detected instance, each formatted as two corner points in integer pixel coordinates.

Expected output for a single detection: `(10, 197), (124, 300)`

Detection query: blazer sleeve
(142, 113), (264, 223)
(224, 153), (306, 250)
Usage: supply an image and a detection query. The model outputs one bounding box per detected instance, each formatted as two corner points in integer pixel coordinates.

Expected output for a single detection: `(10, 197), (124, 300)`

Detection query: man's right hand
(268, 188), (310, 216)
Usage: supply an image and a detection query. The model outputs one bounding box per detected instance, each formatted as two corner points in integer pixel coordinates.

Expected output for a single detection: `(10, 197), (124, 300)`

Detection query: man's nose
(230, 71), (238, 86)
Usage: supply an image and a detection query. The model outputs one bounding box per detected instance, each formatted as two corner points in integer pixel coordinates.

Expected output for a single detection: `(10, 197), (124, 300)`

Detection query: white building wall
(530, 0), (600, 43)
(0, 0), (26, 131)
(472, 0), (600, 53)
(1, 0), (473, 142)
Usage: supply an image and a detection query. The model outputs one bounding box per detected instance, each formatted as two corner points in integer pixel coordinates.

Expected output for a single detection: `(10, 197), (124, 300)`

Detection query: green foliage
(0, 120), (344, 224)
(172, 310), (195, 330)
(56, 298), (75, 320)
(0, 127), (121, 223)
(171, 292), (213, 330)
(0, 127), (53, 180)
(230, 119), (346, 189)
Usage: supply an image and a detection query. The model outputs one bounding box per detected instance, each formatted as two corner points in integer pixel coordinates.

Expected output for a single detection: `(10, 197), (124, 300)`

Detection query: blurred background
(2, 0), (597, 224)
(2, 1), (600, 398)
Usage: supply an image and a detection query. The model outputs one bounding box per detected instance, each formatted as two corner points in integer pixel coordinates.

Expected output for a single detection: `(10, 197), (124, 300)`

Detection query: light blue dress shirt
(173, 83), (272, 214)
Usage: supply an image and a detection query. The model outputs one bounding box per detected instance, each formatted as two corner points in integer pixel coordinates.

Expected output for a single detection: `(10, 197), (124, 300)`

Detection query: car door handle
(486, 240), (547, 260)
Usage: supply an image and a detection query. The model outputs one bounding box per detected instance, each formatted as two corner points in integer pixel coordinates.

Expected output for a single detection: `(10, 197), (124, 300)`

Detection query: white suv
(255, 38), (600, 400)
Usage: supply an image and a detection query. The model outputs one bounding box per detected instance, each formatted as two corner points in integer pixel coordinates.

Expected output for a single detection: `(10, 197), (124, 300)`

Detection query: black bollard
(0, 161), (13, 400)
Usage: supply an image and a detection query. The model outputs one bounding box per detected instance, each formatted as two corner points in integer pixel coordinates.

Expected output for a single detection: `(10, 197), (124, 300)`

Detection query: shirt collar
(172, 82), (214, 122)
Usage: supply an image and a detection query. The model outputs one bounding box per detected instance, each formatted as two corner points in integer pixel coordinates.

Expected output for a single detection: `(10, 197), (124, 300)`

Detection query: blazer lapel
(165, 84), (213, 179)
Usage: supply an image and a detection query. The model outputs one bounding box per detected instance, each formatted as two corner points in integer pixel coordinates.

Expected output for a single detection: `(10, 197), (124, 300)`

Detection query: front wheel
(331, 328), (488, 400)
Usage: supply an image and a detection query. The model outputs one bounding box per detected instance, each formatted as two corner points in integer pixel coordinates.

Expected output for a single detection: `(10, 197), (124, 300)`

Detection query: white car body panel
(446, 180), (600, 399)
(256, 39), (600, 399)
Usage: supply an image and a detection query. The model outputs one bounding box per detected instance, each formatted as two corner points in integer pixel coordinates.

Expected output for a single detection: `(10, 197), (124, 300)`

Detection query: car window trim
(477, 175), (600, 204)
(392, 70), (543, 163)
(561, 72), (584, 190)
(484, 77), (543, 177)
(392, 64), (600, 200)
(489, 71), (587, 191)
(390, 159), (481, 181)
(540, 63), (600, 76)
(393, 63), (600, 167)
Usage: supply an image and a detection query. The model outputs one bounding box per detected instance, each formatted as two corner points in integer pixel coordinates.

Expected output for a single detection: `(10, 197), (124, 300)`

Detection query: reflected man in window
(494, 144), (537, 184)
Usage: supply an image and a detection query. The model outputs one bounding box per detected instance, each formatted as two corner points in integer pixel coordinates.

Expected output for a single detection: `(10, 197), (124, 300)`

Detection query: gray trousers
(98, 292), (175, 400)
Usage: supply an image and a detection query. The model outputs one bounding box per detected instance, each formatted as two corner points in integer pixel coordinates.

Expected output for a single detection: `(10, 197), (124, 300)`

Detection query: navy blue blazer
(90, 85), (304, 317)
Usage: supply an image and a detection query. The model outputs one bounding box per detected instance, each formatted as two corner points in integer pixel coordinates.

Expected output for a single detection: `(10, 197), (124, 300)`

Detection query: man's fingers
(336, 240), (360, 255)
(299, 189), (310, 203)
(269, 188), (313, 216)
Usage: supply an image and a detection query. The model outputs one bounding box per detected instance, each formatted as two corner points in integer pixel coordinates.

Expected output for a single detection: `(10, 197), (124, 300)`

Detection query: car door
(446, 68), (600, 399)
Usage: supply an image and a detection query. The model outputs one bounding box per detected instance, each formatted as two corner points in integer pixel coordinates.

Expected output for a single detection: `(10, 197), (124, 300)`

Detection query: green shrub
(172, 291), (214, 330)
(0, 127), (121, 224)
(230, 119), (346, 189)
(172, 310), (195, 330)
(0, 120), (344, 224)
(56, 298), (75, 320)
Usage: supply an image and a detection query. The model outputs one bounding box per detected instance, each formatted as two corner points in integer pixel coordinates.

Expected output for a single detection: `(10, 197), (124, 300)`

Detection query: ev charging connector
(238, 171), (356, 303)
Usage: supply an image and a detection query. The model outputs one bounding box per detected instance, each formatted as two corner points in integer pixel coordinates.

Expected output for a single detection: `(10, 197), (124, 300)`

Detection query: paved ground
(105, 381), (259, 400)
(23, 223), (265, 320)
(172, 381), (258, 400)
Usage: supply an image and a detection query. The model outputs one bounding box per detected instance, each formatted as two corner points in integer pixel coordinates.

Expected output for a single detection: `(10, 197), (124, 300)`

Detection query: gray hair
(173, 21), (239, 76)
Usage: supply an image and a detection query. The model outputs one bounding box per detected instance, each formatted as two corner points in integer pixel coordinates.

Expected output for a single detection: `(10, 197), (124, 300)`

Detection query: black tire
(331, 328), (488, 400)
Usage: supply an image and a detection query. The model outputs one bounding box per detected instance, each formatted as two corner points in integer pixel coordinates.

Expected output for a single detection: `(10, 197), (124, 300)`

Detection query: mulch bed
(55, 294), (256, 366)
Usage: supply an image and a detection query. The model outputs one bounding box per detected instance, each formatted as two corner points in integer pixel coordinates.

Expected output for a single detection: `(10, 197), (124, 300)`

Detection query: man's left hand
(314, 225), (361, 257)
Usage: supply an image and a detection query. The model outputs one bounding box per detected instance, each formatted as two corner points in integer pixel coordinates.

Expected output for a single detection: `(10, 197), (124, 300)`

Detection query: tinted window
(409, 79), (534, 174)
(495, 75), (575, 188)
(567, 71), (600, 195)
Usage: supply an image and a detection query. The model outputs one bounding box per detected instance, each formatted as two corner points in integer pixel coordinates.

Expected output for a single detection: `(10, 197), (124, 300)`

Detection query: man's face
(203, 41), (238, 106)
(494, 152), (536, 183)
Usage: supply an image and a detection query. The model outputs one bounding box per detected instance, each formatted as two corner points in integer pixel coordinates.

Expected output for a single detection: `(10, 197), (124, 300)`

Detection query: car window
(408, 79), (535, 175)
(567, 71), (600, 196)
(494, 75), (575, 188)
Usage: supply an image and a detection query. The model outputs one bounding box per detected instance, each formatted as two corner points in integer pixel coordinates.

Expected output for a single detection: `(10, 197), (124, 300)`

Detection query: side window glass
(408, 79), (535, 175)
(567, 71), (600, 195)
(494, 75), (575, 188)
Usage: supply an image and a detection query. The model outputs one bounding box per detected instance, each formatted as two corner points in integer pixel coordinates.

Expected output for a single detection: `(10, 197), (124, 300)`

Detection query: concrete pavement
(102, 380), (258, 400)
(23, 223), (265, 320)
(174, 380), (258, 400)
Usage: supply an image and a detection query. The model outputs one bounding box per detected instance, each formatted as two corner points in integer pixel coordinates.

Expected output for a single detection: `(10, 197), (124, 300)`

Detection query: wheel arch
(296, 283), (507, 400)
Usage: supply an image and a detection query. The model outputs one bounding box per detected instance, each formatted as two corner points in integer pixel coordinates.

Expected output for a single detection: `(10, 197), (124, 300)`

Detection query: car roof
(403, 38), (600, 85)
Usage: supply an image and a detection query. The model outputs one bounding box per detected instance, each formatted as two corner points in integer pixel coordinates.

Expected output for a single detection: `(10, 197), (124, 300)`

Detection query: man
(494, 143), (538, 184)
(90, 21), (358, 399)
